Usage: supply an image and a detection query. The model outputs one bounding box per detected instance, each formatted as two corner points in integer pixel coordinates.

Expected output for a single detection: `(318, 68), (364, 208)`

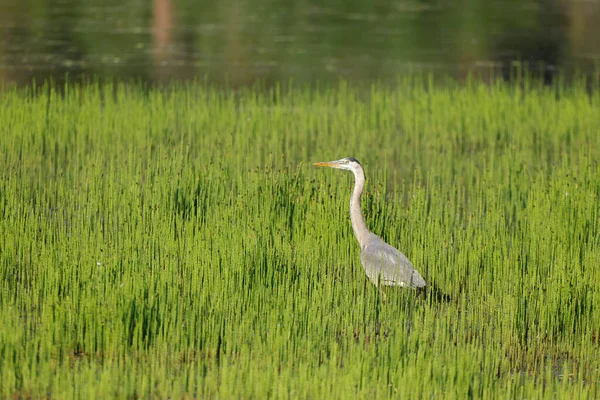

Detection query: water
(1, 0), (599, 87)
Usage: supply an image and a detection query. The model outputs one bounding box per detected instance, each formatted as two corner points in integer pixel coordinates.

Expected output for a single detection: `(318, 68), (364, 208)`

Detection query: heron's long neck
(350, 168), (371, 248)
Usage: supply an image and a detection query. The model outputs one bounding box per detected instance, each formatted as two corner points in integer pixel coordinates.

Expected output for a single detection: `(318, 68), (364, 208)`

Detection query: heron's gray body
(314, 157), (426, 289)
(360, 233), (426, 287)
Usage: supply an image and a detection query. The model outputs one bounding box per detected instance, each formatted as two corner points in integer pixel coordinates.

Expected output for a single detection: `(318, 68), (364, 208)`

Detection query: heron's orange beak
(313, 162), (335, 167)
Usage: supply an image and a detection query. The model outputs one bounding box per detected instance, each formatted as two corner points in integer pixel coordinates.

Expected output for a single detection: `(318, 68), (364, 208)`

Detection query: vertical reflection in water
(223, 2), (249, 87)
(153, 0), (173, 84)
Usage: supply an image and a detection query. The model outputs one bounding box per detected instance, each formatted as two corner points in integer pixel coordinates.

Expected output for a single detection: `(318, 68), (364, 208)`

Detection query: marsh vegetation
(1, 76), (599, 398)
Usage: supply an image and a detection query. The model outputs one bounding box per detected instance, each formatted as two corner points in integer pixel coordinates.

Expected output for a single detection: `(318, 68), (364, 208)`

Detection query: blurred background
(1, 0), (599, 88)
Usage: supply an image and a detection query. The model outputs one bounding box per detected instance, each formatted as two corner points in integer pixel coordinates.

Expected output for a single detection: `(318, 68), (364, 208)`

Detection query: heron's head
(313, 157), (362, 172)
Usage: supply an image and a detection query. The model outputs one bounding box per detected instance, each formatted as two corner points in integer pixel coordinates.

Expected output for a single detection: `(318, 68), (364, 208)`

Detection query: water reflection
(0, 0), (599, 87)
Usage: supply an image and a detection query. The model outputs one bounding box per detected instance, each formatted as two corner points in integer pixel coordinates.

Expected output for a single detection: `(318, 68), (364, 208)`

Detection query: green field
(1, 76), (599, 398)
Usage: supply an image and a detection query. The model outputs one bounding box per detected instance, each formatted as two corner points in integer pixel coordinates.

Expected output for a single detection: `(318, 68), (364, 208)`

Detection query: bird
(313, 157), (426, 292)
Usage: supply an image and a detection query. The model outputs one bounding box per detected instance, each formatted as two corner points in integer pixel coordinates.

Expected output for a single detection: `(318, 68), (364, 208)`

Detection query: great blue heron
(314, 157), (426, 291)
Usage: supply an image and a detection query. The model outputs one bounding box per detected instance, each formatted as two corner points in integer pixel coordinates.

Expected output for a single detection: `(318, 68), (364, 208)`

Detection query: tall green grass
(1, 76), (599, 398)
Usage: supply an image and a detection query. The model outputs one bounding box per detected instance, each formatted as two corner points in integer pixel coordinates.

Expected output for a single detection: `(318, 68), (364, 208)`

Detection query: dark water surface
(1, 0), (599, 87)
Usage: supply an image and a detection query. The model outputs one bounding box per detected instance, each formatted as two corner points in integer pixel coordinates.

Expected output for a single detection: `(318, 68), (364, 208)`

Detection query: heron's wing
(360, 236), (425, 288)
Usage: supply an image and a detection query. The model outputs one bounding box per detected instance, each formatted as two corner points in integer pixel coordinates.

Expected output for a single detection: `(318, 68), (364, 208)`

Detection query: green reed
(0, 75), (599, 398)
